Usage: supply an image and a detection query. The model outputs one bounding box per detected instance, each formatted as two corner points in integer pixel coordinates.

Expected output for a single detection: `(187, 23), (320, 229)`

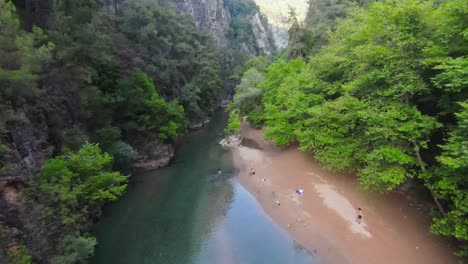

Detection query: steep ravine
(0, 0), (277, 262)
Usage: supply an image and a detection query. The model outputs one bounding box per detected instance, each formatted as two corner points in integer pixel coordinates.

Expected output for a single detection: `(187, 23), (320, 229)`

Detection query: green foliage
(1, 0), (271, 261)
(237, 55), (276, 78)
(0, 143), (12, 174)
(423, 102), (468, 256)
(7, 245), (31, 264)
(118, 0), (223, 117)
(224, 0), (259, 16)
(230, 0), (467, 257)
(286, 8), (308, 59)
(61, 126), (89, 153)
(0, 0), (53, 139)
(297, 0), (374, 56)
(34, 143), (127, 227)
(225, 112), (241, 134)
(233, 68), (264, 124)
(107, 141), (139, 173)
(94, 126), (122, 149)
(114, 70), (186, 141)
(51, 235), (97, 264)
(223, 0), (275, 83)
(0, 0), (53, 98)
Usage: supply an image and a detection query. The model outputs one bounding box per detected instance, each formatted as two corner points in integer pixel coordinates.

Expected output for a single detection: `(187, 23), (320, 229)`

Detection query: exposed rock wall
(249, 12), (272, 54)
(174, 0), (275, 54)
(173, 0), (231, 46)
(132, 139), (175, 171)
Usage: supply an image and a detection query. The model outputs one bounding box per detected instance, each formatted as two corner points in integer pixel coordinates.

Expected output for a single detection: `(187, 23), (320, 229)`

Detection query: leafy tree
(228, 0), (467, 256)
(93, 126), (122, 149)
(1, 0), (271, 261)
(61, 126), (89, 153)
(225, 112), (241, 134)
(233, 68), (265, 125)
(303, 0), (373, 55)
(0, 0), (53, 144)
(114, 70), (186, 141)
(50, 235), (97, 264)
(423, 102), (468, 257)
(286, 8), (308, 59)
(34, 143), (127, 227)
(0, 0), (53, 99)
(107, 141), (139, 173)
(118, 0), (223, 106)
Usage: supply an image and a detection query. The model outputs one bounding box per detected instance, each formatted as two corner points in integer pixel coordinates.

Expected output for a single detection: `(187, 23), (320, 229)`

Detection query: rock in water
(219, 134), (243, 148)
(189, 119), (210, 130)
(133, 140), (174, 170)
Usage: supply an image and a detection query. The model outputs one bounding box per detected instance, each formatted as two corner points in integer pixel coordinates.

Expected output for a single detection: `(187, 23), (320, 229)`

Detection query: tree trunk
(413, 141), (446, 214)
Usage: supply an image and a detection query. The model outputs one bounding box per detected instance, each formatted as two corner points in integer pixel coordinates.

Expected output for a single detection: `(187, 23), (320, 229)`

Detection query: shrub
(225, 112), (241, 134)
(107, 141), (139, 173)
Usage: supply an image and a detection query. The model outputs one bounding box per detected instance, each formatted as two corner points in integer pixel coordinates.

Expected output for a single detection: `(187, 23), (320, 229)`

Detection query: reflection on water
(92, 112), (314, 264)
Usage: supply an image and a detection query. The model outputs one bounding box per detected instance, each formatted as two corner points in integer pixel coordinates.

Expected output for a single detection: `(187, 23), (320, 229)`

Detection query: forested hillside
(0, 0), (275, 262)
(230, 0), (467, 258)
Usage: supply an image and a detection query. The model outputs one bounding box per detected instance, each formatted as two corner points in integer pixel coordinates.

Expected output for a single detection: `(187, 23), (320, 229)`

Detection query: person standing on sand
(356, 208), (363, 224)
(250, 168), (255, 175)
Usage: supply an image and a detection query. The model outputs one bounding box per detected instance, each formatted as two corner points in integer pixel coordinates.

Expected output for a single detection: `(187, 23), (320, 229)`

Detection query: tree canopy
(231, 0), (468, 257)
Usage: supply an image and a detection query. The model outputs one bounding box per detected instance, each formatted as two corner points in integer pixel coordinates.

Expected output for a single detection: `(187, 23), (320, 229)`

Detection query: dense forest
(0, 0), (274, 262)
(229, 0), (467, 258)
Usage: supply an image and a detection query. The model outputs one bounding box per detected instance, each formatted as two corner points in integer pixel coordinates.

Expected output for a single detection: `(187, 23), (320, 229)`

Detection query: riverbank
(232, 122), (457, 264)
(93, 112), (316, 264)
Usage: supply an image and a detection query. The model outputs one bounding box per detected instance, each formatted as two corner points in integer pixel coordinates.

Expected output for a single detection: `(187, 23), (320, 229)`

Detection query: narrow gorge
(0, 0), (277, 262)
(2, 0), (466, 262)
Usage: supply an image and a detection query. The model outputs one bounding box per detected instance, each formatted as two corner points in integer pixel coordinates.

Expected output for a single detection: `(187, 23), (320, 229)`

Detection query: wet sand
(232, 123), (457, 264)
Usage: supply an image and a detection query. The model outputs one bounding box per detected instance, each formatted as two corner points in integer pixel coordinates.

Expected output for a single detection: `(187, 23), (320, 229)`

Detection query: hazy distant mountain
(253, 0), (308, 48)
(254, 0), (308, 26)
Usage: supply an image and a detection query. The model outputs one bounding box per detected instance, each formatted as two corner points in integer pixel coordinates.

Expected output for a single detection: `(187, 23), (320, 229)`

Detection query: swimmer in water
(217, 169), (222, 175)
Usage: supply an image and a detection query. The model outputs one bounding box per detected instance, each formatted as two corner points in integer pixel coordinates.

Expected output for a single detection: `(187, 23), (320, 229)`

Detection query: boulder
(132, 140), (174, 171)
(219, 134), (243, 148)
(189, 119), (210, 130)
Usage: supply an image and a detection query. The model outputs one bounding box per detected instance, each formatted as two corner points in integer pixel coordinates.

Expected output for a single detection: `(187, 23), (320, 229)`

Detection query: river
(92, 113), (314, 264)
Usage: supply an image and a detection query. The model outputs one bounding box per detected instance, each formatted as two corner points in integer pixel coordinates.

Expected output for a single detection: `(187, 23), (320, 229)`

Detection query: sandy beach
(232, 123), (458, 264)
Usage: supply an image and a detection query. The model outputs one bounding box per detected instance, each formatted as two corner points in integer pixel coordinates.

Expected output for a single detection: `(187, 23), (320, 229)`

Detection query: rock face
(133, 140), (175, 171)
(219, 134), (243, 148)
(249, 13), (272, 55)
(174, 0), (275, 53)
(174, 0), (231, 46)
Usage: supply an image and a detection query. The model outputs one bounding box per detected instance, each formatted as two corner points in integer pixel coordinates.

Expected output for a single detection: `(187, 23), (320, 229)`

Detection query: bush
(61, 127), (89, 153)
(114, 70), (187, 141)
(107, 141), (139, 173)
(7, 245), (31, 264)
(225, 112), (241, 134)
(94, 126), (122, 149)
(50, 235), (97, 264)
(35, 143), (127, 227)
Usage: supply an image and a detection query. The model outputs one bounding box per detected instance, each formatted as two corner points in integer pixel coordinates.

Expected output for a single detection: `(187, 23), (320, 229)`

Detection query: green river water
(92, 113), (315, 264)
